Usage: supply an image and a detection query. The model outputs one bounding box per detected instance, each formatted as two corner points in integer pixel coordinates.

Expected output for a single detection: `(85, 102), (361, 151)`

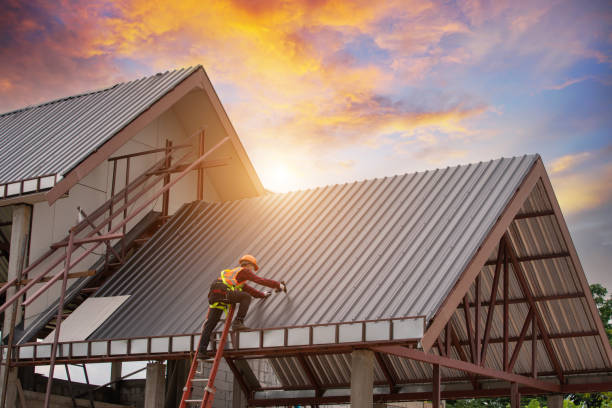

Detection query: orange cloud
(551, 163), (612, 214)
(549, 152), (591, 174)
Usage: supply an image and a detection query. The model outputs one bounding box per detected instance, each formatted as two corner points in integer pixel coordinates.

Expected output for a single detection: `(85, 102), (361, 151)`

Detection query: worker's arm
(239, 269), (281, 290)
(242, 284), (267, 298)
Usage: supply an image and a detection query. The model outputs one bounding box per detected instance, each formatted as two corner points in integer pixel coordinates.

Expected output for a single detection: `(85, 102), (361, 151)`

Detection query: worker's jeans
(198, 290), (251, 354)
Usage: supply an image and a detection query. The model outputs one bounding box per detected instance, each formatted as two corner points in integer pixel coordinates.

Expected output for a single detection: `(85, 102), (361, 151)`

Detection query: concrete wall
(24, 106), (221, 330)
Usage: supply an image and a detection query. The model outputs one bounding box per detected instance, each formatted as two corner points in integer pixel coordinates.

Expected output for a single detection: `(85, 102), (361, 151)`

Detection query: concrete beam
(351, 349), (374, 408)
(144, 362), (165, 408)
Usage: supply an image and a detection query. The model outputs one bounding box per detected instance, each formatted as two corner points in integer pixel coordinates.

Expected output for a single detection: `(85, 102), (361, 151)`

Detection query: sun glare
(261, 163), (295, 193)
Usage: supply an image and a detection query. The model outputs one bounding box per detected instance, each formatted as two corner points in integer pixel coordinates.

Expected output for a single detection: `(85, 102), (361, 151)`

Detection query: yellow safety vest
(210, 268), (244, 313)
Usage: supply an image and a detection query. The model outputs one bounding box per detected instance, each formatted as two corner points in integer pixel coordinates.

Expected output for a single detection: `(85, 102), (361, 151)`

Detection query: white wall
(25, 107), (220, 330)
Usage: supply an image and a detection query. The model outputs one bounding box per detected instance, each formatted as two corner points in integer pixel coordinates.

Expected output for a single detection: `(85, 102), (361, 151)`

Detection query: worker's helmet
(239, 254), (259, 271)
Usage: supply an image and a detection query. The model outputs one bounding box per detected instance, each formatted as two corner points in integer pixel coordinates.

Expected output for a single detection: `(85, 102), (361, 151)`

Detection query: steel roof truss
(504, 233), (564, 383)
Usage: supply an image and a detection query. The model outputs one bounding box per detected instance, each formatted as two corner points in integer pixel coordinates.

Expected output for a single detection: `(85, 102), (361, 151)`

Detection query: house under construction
(0, 66), (610, 408)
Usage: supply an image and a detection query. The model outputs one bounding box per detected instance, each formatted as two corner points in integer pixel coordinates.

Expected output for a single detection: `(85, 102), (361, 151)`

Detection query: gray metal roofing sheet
(89, 154), (538, 340)
(0, 66), (198, 185)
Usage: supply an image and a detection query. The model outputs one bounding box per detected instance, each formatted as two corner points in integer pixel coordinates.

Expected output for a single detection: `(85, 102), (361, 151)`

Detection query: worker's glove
(276, 281), (287, 293)
(262, 291), (272, 300)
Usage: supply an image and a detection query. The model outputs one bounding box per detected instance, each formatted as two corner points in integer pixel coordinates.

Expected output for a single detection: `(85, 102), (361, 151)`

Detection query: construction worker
(197, 254), (285, 357)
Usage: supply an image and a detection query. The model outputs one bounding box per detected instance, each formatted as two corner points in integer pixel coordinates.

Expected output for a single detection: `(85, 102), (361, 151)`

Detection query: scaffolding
(0, 132), (229, 408)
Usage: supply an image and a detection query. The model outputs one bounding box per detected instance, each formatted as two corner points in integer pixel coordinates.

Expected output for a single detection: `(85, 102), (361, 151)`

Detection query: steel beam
(484, 251), (570, 266)
(514, 210), (555, 219)
(458, 292), (586, 308)
(505, 235), (564, 383)
(373, 345), (561, 392)
(481, 244), (502, 364)
(374, 352), (397, 392)
(432, 364), (441, 407)
(508, 308), (534, 372)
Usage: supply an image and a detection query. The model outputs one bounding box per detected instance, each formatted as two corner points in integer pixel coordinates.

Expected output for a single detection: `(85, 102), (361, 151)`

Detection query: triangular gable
(421, 156), (612, 370)
(47, 66), (263, 204)
(0, 66), (263, 204)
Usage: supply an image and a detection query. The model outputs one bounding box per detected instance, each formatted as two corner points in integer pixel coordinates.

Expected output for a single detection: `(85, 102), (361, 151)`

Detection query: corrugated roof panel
(89, 155), (538, 341)
(0, 66), (198, 185)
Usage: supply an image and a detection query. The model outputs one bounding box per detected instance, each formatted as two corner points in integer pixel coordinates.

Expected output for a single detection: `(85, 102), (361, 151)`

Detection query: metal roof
(0, 66), (198, 188)
(90, 154), (538, 339)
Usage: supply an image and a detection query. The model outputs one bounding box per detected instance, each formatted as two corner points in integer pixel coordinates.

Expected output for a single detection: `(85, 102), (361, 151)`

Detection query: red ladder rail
(179, 306), (235, 408)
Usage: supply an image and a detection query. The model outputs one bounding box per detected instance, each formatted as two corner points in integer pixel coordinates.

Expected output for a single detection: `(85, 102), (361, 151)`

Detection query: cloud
(549, 147), (612, 214)
(551, 163), (612, 214)
(549, 152), (591, 174)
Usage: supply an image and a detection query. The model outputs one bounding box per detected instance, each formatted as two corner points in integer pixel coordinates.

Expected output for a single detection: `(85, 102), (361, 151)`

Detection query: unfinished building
(0, 66), (610, 408)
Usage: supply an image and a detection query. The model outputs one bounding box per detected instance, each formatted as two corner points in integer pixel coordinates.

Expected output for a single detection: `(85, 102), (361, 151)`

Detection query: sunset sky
(1, 0), (610, 292)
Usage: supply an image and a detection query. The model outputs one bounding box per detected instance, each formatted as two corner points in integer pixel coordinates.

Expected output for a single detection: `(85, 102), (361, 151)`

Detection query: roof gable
(0, 67), (196, 188)
(0, 66), (264, 203)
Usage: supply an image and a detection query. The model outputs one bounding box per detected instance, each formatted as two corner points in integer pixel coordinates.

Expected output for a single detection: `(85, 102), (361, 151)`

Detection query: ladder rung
(185, 399), (202, 403)
(192, 378), (209, 382)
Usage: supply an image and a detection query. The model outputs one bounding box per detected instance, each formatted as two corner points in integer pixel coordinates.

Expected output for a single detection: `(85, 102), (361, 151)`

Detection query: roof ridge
(214, 154), (539, 202)
(0, 65), (201, 118)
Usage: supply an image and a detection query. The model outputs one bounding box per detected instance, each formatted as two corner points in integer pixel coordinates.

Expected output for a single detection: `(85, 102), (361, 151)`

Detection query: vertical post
(43, 228), (74, 408)
(475, 275), (481, 366)
(432, 363), (441, 408)
(510, 382), (520, 408)
(503, 239), (509, 371)
(145, 362), (166, 408)
(197, 131), (205, 201)
(111, 361), (122, 391)
(532, 315), (538, 378)
(0, 204), (31, 408)
(162, 140), (172, 217)
(121, 157), (130, 260)
(107, 160), (117, 268)
(350, 350), (374, 408)
(547, 395), (563, 408)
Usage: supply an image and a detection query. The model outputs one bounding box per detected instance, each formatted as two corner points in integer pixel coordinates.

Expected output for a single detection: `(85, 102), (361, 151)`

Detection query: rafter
(481, 243), (503, 364)
(375, 352), (398, 392)
(297, 355), (323, 397)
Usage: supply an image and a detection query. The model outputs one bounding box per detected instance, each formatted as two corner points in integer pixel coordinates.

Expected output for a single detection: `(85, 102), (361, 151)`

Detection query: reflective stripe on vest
(220, 267), (244, 291)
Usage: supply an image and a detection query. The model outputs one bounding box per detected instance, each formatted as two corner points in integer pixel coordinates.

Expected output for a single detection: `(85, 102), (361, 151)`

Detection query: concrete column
(0, 204), (31, 408)
(351, 349), (374, 408)
(144, 362), (166, 408)
(547, 394), (563, 408)
(110, 361), (122, 390)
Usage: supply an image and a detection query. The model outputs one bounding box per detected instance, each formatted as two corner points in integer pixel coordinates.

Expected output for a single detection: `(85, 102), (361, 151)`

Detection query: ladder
(180, 306), (235, 408)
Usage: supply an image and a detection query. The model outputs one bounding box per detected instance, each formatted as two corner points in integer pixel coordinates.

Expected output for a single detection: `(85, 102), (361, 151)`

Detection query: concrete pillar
(0, 204), (31, 408)
(351, 349), (374, 408)
(145, 362), (166, 408)
(110, 361), (122, 390)
(548, 394), (563, 408)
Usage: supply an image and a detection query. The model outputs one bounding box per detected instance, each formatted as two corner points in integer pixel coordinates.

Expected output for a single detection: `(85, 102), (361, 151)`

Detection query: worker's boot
(232, 318), (250, 331)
